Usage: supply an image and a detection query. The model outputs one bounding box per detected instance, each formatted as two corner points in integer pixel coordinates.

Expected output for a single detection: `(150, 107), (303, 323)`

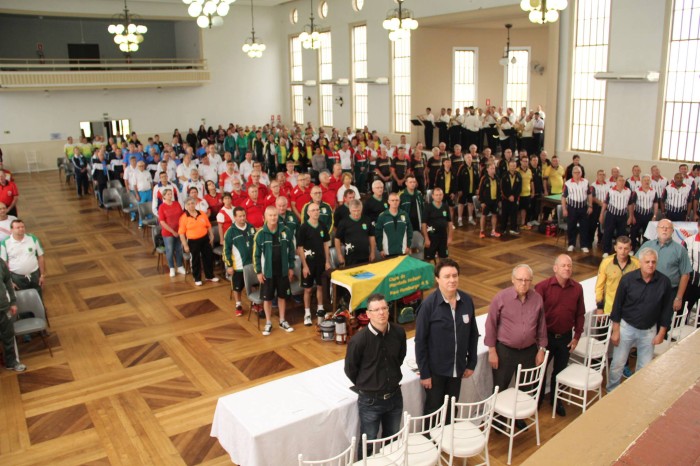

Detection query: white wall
(0, 3), (284, 171)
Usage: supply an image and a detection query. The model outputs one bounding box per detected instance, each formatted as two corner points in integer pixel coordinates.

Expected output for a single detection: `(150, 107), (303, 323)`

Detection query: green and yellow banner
(331, 256), (434, 310)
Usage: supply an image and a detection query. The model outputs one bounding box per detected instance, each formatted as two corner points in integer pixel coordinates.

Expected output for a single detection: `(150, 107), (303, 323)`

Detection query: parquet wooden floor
(0, 172), (601, 466)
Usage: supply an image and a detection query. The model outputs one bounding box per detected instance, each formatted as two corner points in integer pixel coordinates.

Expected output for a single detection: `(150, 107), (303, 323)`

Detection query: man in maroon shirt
(485, 264), (548, 402)
(534, 254), (585, 416)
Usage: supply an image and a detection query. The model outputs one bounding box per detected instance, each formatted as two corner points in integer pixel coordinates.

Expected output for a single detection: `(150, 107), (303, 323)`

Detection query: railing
(0, 58), (208, 72)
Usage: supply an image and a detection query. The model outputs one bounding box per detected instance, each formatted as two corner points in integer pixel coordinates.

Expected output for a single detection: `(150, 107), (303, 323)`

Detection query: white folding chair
(492, 351), (549, 465)
(570, 313), (612, 380)
(553, 326), (611, 417)
(299, 437), (356, 466)
(25, 150), (39, 173)
(407, 395), (448, 466)
(654, 307), (688, 357)
(438, 387), (499, 466)
(677, 303), (699, 341)
(354, 412), (410, 466)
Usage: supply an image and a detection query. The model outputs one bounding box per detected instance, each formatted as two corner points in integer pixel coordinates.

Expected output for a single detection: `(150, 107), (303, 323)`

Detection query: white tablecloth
(212, 277), (599, 465)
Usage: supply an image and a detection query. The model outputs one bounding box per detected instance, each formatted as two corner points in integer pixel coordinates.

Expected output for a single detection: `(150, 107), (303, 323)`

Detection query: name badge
(462, 314), (469, 324)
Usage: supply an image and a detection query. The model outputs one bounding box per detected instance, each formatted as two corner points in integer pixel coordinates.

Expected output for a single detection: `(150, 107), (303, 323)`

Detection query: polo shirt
(0, 215), (17, 241)
(637, 239), (692, 288)
(0, 181), (19, 207)
(0, 234), (43, 275)
(157, 202), (184, 238)
(178, 211), (210, 240)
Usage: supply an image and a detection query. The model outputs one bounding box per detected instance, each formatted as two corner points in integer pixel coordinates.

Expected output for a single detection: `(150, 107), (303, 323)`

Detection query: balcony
(0, 58), (210, 91)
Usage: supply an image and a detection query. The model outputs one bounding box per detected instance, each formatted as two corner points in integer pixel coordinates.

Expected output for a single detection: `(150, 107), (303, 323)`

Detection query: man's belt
(548, 332), (570, 339)
(358, 387), (400, 400)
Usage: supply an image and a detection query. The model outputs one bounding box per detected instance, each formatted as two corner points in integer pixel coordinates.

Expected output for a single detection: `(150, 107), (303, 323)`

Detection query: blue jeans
(607, 319), (656, 392)
(163, 235), (183, 269)
(357, 390), (403, 459)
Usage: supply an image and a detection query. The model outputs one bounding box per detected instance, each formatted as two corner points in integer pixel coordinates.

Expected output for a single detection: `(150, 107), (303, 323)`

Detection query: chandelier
(520, 0), (568, 24)
(242, 0), (266, 58)
(183, 0), (235, 29)
(499, 24), (517, 66)
(382, 0), (418, 42)
(107, 0), (147, 54)
(298, 0), (321, 49)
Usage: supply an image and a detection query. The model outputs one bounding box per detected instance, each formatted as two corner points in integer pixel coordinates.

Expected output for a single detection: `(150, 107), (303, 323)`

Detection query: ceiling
(419, 4), (544, 30)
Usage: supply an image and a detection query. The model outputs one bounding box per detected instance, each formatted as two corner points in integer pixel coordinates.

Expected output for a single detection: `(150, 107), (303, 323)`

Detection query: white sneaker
(582, 247), (590, 253)
(207, 277), (220, 283)
(458, 218), (463, 227)
(176, 266), (186, 275)
(531, 220), (541, 226)
(468, 218), (476, 225)
(567, 245), (575, 252)
(262, 323), (272, 336)
(194, 281), (203, 286)
(304, 315), (312, 326)
(280, 320), (294, 332)
(169, 268), (176, 278)
(509, 230), (520, 235)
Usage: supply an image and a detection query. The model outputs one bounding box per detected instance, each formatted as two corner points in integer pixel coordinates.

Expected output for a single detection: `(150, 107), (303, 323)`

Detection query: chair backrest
(407, 395), (448, 456)
(472, 195), (482, 215)
(587, 312), (612, 337)
(361, 412), (410, 465)
(556, 205), (566, 228)
(298, 437), (356, 466)
(103, 188), (122, 204)
(15, 289), (47, 322)
(212, 224), (220, 245)
(450, 386), (500, 460)
(585, 326), (612, 375)
(242, 263), (260, 296)
(425, 189), (432, 204)
(669, 304), (689, 341)
(410, 231), (424, 250)
(108, 180), (123, 189)
(329, 247), (338, 269)
(138, 202), (153, 219)
(512, 350), (550, 409)
(127, 191), (140, 205)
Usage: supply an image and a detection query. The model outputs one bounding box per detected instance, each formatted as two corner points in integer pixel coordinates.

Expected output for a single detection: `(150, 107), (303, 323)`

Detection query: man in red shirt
(245, 170), (269, 199)
(264, 180), (281, 208)
(242, 185), (265, 229)
(0, 170), (19, 216)
(534, 255), (585, 416)
(291, 173), (313, 219)
(328, 163), (344, 192)
(229, 178), (248, 207)
(318, 171), (337, 209)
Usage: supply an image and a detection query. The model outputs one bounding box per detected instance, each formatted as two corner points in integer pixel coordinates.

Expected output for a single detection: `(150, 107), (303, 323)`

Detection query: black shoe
(555, 403), (566, 417)
(515, 419), (527, 430)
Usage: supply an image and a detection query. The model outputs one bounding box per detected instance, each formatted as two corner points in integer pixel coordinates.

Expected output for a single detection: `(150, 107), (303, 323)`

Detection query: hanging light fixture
(182, 0), (235, 29)
(242, 0), (266, 58)
(499, 24), (517, 67)
(299, 0), (321, 49)
(107, 0), (147, 55)
(520, 0), (568, 24)
(382, 0), (418, 42)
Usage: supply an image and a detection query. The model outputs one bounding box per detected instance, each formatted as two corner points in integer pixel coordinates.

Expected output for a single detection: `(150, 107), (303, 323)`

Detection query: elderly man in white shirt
(134, 161), (154, 228)
(198, 156), (218, 185)
(0, 219), (46, 300)
(0, 202), (17, 241)
(176, 152), (198, 184)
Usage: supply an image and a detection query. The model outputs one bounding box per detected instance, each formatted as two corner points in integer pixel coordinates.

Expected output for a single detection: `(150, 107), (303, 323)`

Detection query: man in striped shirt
(600, 175), (635, 257)
(630, 175), (659, 251)
(662, 173), (692, 222)
(590, 170), (611, 248)
(561, 166), (592, 253)
(650, 165), (668, 215)
(627, 165), (642, 191)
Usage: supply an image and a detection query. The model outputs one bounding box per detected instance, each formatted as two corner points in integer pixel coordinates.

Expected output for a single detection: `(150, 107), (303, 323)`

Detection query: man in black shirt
(422, 187), (453, 260)
(390, 147), (410, 193)
(345, 293), (406, 458)
(606, 247), (673, 392)
(411, 143), (426, 193)
(363, 180), (388, 233)
(426, 148), (443, 189)
(374, 149), (392, 192)
(333, 189), (355, 227)
(296, 203), (331, 327)
(399, 175), (424, 232)
(335, 200), (375, 267)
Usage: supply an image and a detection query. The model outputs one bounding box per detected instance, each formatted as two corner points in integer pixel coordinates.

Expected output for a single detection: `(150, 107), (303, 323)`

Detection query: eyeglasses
(513, 278), (532, 283)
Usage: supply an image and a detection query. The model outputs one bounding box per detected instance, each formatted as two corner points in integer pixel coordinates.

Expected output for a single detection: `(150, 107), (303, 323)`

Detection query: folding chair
(13, 289), (52, 357)
(354, 412), (410, 466)
(242, 263), (264, 329)
(569, 313), (612, 380)
(298, 437), (356, 466)
(407, 395), (448, 466)
(492, 351), (550, 465)
(654, 306), (688, 357)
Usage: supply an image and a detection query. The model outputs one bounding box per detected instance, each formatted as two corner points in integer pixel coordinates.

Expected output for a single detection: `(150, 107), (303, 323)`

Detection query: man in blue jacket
(415, 258), (480, 415)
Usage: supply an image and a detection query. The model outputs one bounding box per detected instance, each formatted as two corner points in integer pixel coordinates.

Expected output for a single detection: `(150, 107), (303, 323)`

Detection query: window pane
(392, 35), (411, 134)
(290, 36), (304, 124)
(453, 49), (476, 111)
(318, 31), (333, 127)
(661, 0), (700, 162)
(352, 25), (368, 129)
(505, 49), (529, 114)
(570, 0), (611, 153)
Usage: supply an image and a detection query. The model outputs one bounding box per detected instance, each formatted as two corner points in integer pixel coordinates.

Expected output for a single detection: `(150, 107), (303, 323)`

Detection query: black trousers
(602, 213), (628, 254)
(545, 332), (572, 402)
(501, 200), (519, 232)
(188, 235), (214, 281)
(683, 283), (700, 321)
(492, 342), (537, 393)
(424, 125), (434, 150)
(629, 212), (653, 250)
(424, 373), (462, 422)
(11, 270), (42, 301)
(567, 206), (591, 248)
(75, 171), (89, 196)
(589, 204), (603, 246)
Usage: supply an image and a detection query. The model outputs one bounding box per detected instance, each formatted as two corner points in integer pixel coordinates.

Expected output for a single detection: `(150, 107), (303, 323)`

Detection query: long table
(211, 277), (598, 465)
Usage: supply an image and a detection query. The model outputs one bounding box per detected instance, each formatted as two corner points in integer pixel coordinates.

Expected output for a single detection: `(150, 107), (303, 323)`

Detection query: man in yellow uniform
(518, 155), (534, 229)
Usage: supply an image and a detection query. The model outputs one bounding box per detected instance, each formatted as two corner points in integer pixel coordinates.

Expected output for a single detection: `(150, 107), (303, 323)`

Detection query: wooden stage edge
(524, 330), (700, 466)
